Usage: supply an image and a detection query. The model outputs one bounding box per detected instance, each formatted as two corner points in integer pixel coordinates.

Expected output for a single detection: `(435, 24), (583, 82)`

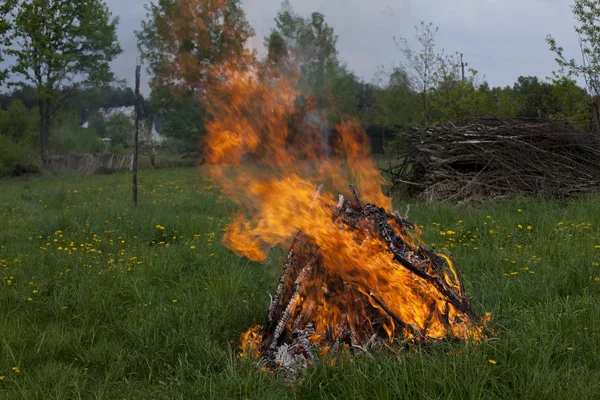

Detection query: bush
(52, 117), (105, 154)
(0, 135), (39, 177)
(109, 144), (128, 155)
(105, 114), (133, 148)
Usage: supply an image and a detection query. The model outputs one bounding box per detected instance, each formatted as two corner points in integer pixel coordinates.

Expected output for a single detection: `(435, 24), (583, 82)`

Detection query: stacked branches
(392, 117), (600, 203)
(251, 191), (481, 382)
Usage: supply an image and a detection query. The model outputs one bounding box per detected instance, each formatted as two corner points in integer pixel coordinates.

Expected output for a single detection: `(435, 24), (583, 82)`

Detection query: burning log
(241, 187), (486, 382)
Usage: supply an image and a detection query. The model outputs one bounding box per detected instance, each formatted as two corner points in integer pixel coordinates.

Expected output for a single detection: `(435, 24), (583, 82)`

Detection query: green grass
(1, 168), (599, 399)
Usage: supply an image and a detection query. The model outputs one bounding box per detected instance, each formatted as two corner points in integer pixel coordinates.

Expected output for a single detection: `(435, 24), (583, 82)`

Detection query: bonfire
(202, 60), (487, 382)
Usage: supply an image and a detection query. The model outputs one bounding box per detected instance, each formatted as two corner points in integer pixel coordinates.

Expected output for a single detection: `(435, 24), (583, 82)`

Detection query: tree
(428, 53), (483, 122)
(137, 0), (253, 92)
(51, 114), (105, 154)
(511, 76), (558, 119)
(266, 1), (341, 105)
(7, 0), (122, 155)
(373, 66), (419, 128)
(0, 0), (16, 84)
(0, 85), (37, 110)
(544, 76), (590, 129)
(547, 0), (600, 130)
(105, 113), (133, 148)
(137, 0), (254, 148)
(394, 22), (443, 122)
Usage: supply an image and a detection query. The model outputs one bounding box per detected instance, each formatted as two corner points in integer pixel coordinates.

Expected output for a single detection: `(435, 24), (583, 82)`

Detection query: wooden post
(133, 58), (141, 206)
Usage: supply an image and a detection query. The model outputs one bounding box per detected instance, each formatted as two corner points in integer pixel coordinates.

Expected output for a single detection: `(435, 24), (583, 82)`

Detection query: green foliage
(137, 0), (252, 148)
(0, 100), (38, 145)
(7, 0), (122, 152)
(547, 76), (590, 129)
(0, 85), (37, 110)
(511, 76), (552, 118)
(0, 99), (39, 176)
(51, 116), (105, 154)
(109, 144), (127, 155)
(89, 115), (108, 137)
(0, 135), (38, 177)
(0, 0), (16, 84)
(394, 22), (444, 122)
(150, 90), (204, 152)
(272, 2), (339, 92)
(137, 0), (253, 92)
(104, 114), (133, 148)
(1, 169), (600, 397)
(547, 0), (600, 130)
(268, 1), (342, 107)
(328, 67), (363, 119)
(372, 68), (420, 128)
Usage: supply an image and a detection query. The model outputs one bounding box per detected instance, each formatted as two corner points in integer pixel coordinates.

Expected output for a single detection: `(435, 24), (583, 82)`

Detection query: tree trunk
(38, 99), (51, 157)
(592, 97), (600, 133)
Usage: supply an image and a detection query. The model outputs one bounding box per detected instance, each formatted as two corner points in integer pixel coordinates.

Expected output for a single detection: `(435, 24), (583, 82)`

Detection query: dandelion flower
(488, 359), (497, 365)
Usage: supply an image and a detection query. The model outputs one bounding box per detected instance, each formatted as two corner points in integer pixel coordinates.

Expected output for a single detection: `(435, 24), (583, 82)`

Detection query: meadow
(1, 167), (600, 399)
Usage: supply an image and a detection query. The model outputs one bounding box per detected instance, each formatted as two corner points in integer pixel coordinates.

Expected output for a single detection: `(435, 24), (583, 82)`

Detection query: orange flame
(202, 60), (485, 355)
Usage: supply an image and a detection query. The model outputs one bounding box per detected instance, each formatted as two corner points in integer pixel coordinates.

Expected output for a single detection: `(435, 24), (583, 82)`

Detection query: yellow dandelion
(488, 359), (497, 365)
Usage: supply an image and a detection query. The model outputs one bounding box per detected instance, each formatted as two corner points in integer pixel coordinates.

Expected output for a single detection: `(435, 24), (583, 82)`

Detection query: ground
(0, 168), (599, 399)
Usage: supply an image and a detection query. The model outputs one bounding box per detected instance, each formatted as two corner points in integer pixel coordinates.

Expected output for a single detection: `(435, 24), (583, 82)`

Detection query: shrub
(52, 117), (105, 154)
(0, 135), (39, 177)
(109, 144), (128, 155)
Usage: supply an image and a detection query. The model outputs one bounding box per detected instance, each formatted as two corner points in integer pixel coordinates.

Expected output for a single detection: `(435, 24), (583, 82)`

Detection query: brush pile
(240, 188), (485, 383)
(390, 117), (600, 203)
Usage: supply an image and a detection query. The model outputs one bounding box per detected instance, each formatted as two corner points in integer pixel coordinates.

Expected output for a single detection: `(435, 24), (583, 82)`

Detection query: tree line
(0, 0), (599, 176)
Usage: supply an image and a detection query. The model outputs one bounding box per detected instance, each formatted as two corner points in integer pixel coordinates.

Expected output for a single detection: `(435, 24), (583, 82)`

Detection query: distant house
(82, 106), (164, 145)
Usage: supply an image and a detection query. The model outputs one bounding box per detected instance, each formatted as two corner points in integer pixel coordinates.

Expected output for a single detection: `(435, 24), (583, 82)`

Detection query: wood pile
(240, 187), (485, 383)
(389, 117), (600, 203)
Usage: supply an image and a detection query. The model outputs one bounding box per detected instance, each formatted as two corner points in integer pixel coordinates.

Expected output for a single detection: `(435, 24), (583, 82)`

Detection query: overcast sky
(7, 0), (585, 95)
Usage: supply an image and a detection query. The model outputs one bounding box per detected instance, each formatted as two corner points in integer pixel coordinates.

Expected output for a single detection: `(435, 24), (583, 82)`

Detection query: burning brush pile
(202, 61), (487, 382)
(241, 189), (486, 382)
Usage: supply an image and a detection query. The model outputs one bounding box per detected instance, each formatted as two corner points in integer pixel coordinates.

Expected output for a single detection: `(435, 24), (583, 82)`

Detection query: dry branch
(389, 117), (600, 203)
(247, 191), (484, 382)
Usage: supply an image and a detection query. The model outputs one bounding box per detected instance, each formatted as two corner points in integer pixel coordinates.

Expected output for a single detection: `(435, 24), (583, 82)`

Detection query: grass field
(1, 167), (600, 399)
